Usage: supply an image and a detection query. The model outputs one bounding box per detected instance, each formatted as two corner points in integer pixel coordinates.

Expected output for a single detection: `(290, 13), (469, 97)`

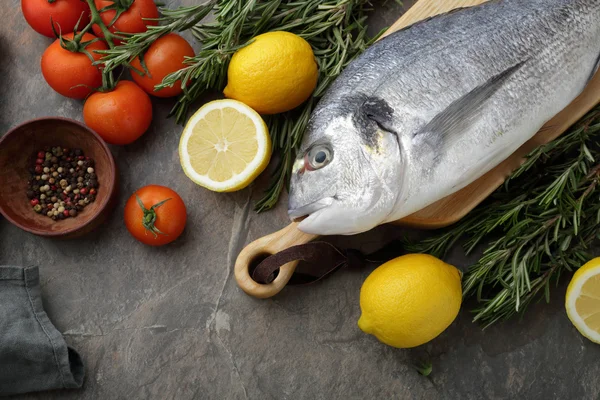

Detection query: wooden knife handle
(234, 222), (318, 298)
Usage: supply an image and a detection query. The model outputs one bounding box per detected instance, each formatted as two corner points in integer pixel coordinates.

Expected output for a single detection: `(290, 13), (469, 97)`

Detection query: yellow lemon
(358, 254), (462, 348)
(179, 99), (271, 192)
(565, 258), (600, 344)
(223, 31), (318, 115)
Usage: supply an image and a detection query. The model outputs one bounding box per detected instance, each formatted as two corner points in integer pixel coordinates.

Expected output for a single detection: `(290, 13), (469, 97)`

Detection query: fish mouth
(288, 197), (334, 222)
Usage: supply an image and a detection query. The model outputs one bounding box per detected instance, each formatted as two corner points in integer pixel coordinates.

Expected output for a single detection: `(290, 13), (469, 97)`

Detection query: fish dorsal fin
(415, 61), (526, 144)
(385, 6), (476, 38)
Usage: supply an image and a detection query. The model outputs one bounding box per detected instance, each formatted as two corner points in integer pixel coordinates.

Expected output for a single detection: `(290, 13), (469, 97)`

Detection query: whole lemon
(358, 254), (462, 348)
(223, 31), (318, 115)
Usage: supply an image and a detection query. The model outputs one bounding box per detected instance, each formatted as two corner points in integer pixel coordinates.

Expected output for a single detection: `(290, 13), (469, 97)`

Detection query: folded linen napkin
(0, 266), (84, 397)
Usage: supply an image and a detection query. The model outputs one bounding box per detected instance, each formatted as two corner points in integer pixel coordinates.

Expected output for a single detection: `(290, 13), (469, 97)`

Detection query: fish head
(288, 96), (404, 235)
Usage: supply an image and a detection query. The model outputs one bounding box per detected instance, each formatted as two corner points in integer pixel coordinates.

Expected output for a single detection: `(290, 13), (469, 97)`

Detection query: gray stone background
(2, 0), (599, 399)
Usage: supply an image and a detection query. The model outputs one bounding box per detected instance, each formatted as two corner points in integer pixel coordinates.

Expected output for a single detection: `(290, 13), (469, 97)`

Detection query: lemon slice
(179, 99), (271, 192)
(566, 258), (600, 344)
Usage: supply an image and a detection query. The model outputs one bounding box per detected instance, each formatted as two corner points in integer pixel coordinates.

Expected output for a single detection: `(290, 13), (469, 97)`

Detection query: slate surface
(1, 0), (599, 399)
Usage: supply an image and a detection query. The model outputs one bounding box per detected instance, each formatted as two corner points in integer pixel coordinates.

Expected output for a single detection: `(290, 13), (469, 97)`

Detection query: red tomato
(41, 32), (107, 99)
(124, 185), (187, 246)
(130, 33), (195, 98)
(21, 0), (90, 38)
(92, 0), (159, 43)
(83, 80), (153, 145)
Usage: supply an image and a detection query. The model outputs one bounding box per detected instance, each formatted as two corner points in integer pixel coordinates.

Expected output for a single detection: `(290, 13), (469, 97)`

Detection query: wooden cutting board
(234, 0), (600, 298)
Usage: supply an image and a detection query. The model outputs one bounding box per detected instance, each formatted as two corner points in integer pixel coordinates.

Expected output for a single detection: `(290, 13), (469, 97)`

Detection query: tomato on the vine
(21, 0), (90, 38)
(41, 32), (107, 99)
(124, 185), (187, 246)
(83, 80), (153, 145)
(130, 33), (195, 98)
(92, 0), (159, 43)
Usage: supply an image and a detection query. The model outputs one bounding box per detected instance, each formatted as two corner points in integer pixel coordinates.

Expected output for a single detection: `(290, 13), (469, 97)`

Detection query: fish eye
(306, 145), (333, 170)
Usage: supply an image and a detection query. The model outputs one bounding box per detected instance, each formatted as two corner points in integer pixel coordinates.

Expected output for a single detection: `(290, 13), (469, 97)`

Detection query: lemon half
(179, 99), (271, 192)
(566, 258), (600, 344)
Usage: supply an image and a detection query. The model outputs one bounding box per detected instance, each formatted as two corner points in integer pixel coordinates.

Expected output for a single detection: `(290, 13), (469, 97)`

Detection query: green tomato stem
(136, 195), (172, 238)
(85, 0), (119, 49)
(71, 19), (94, 44)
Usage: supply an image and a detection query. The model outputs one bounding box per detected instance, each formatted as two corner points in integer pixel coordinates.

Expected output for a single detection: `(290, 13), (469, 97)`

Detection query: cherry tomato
(21, 0), (90, 38)
(92, 0), (159, 44)
(130, 33), (195, 98)
(124, 185), (187, 246)
(83, 80), (153, 145)
(41, 32), (107, 99)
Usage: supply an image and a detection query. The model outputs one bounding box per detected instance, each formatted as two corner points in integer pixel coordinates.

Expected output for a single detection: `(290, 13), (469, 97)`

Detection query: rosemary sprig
(95, 2), (215, 73)
(405, 106), (600, 327)
(158, 0), (380, 211)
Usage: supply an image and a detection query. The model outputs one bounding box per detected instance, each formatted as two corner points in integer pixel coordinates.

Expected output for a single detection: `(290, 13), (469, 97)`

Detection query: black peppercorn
(28, 147), (99, 221)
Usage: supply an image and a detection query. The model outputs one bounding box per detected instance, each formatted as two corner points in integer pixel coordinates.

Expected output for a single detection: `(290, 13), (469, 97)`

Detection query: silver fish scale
(387, 0), (600, 221)
(289, 0), (600, 236)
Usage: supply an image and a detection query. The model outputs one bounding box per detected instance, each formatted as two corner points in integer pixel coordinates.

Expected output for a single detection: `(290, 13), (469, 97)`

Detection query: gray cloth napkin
(0, 266), (84, 397)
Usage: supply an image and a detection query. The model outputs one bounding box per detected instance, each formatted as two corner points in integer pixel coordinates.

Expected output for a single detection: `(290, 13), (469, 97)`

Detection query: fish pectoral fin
(414, 60), (526, 145)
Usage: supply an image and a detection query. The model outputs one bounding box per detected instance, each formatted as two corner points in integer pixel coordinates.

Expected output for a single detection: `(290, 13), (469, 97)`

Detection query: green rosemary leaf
(95, 2), (216, 73)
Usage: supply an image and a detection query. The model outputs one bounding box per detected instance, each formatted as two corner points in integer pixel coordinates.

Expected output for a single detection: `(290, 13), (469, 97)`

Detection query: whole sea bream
(288, 0), (600, 235)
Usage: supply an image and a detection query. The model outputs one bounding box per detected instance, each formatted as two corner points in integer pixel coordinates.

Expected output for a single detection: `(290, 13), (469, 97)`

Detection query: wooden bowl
(0, 117), (117, 238)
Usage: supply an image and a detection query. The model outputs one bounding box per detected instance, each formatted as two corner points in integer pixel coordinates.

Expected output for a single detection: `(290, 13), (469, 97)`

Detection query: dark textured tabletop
(2, 0), (599, 399)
